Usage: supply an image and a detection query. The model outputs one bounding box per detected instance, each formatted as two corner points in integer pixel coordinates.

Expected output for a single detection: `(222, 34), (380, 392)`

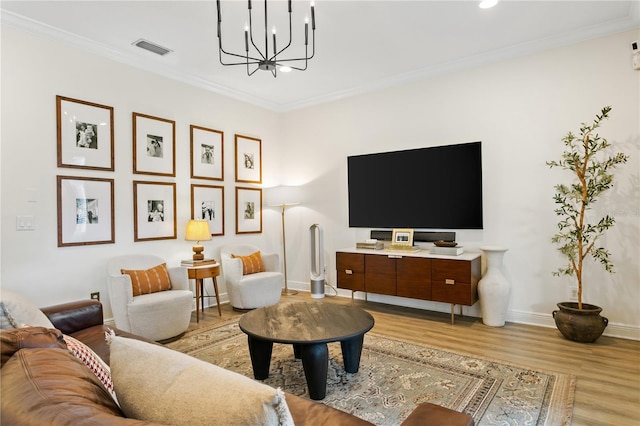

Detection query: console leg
(450, 304), (455, 325)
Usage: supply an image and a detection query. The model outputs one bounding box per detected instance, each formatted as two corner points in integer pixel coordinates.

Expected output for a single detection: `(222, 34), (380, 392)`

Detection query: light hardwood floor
(187, 293), (640, 426)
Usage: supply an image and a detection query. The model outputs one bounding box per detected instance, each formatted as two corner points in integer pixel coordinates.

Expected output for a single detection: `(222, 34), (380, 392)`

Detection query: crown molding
(285, 9), (640, 111)
(3, 6), (639, 113)
(1, 10), (282, 111)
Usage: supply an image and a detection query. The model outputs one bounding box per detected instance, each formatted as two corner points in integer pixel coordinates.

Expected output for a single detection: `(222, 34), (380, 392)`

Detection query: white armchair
(106, 255), (193, 341)
(220, 244), (283, 310)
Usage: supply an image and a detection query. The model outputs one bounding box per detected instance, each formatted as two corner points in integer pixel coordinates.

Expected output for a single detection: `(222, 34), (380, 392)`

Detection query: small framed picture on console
(392, 228), (414, 247)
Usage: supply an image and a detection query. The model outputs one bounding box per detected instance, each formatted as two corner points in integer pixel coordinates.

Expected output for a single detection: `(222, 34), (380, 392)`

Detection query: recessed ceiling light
(479, 0), (498, 9)
(279, 66), (292, 73)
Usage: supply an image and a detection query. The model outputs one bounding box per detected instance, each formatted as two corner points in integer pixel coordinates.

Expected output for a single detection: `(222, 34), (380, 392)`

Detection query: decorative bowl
(434, 240), (457, 247)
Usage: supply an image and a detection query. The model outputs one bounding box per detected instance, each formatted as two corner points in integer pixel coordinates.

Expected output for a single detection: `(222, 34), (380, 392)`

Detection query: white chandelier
(216, 0), (316, 77)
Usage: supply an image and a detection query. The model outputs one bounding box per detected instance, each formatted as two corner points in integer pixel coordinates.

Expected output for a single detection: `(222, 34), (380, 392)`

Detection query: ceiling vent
(132, 39), (172, 56)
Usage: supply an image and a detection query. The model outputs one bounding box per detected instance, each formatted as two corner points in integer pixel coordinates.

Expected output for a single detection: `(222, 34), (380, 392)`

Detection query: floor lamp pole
(281, 203), (298, 296)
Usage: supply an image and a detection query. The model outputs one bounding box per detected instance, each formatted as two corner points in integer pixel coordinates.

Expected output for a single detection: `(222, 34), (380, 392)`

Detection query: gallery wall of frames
(56, 95), (263, 248)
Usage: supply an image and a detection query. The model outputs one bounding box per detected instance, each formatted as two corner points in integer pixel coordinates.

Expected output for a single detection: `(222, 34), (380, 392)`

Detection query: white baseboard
(106, 283), (639, 341)
(288, 280), (640, 341)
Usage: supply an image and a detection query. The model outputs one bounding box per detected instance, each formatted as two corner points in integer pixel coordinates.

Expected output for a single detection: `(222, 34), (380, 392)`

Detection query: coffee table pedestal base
(247, 335), (366, 400)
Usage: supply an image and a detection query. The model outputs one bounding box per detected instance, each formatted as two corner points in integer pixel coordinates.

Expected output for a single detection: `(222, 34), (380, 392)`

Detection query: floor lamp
(265, 186), (302, 296)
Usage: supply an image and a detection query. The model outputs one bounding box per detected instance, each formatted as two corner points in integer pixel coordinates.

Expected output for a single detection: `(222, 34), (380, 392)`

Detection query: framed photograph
(133, 112), (176, 176)
(235, 187), (262, 234)
(57, 176), (114, 247)
(191, 184), (225, 236)
(191, 125), (224, 180)
(133, 181), (176, 241)
(235, 134), (262, 183)
(392, 228), (414, 247)
(56, 96), (114, 171)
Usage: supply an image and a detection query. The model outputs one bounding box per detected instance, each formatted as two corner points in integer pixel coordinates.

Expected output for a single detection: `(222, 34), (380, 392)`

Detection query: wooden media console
(336, 248), (481, 324)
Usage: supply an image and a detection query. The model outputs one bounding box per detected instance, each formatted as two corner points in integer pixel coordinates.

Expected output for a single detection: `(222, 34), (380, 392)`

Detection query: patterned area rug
(165, 320), (575, 425)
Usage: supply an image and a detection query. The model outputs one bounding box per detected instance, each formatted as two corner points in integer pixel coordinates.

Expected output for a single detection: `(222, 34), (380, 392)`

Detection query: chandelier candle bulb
(311, 2), (315, 29)
(305, 21), (309, 45)
(245, 28), (249, 52)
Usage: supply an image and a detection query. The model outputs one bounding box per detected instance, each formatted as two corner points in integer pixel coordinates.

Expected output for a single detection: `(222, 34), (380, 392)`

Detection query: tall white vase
(478, 246), (510, 327)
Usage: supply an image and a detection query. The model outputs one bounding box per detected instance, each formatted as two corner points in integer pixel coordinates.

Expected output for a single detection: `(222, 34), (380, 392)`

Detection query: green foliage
(546, 106), (628, 306)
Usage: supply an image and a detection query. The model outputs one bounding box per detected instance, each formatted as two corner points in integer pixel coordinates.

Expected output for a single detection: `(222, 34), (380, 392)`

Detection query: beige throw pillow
(109, 335), (294, 426)
(0, 289), (54, 329)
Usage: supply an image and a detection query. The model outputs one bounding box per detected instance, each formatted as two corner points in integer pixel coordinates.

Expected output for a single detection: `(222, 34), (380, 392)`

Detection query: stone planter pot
(552, 302), (608, 343)
(478, 246), (509, 327)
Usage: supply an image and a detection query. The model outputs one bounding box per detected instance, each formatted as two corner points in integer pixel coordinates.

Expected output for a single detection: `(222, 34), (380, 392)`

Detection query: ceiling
(2, 1), (638, 111)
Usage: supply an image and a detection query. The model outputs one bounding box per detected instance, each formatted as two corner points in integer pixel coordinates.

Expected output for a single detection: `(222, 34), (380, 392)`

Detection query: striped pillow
(121, 263), (172, 296)
(231, 251), (265, 275)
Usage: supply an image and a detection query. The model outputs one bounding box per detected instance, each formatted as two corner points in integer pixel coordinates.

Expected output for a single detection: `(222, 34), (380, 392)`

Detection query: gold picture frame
(391, 228), (414, 247)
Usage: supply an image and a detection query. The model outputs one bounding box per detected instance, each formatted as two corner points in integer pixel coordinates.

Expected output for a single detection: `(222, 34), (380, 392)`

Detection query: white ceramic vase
(478, 246), (510, 327)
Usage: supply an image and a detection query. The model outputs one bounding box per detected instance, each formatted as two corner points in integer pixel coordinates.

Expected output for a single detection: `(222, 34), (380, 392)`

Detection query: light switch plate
(16, 216), (35, 231)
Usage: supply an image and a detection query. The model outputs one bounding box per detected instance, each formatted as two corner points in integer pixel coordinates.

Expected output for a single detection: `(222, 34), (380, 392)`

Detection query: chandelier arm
(219, 45), (264, 64)
(216, 13), (264, 64)
(247, 2), (267, 61)
(272, 7), (293, 59)
(269, 28), (314, 65)
(247, 65), (261, 76)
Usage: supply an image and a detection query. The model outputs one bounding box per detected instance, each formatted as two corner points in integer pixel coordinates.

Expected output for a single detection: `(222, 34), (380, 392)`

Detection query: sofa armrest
(400, 402), (474, 426)
(40, 300), (103, 335)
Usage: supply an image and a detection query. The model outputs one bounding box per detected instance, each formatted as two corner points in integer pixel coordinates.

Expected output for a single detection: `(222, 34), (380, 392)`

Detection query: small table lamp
(185, 219), (212, 260)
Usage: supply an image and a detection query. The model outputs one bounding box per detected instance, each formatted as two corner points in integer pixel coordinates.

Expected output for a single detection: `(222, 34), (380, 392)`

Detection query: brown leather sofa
(1, 300), (474, 426)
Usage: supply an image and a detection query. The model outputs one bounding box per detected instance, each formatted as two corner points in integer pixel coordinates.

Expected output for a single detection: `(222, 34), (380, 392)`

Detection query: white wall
(1, 27), (283, 318)
(2, 25), (639, 339)
(280, 29), (640, 339)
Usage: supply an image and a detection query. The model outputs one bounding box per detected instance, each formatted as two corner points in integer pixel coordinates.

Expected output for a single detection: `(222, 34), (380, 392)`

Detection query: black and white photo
(57, 96), (114, 170)
(235, 134), (262, 183)
(236, 186), (262, 234)
(134, 181), (176, 241)
(191, 125), (224, 181)
(133, 112), (175, 176)
(57, 176), (114, 247)
(191, 184), (224, 236)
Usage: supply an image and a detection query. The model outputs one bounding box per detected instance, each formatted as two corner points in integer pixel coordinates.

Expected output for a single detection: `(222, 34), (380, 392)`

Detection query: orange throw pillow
(121, 263), (172, 296)
(231, 251), (265, 275)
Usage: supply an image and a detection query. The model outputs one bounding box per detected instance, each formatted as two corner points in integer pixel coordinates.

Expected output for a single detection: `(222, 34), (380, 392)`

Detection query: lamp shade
(264, 185), (304, 207)
(185, 220), (212, 242)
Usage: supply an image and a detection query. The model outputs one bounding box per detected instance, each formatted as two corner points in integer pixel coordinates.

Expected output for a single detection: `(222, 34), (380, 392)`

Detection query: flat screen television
(347, 141), (483, 229)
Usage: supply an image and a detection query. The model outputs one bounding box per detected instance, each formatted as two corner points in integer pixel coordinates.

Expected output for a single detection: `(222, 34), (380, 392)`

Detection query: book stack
(429, 246), (464, 256)
(180, 258), (217, 267)
(356, 241), (385, 250)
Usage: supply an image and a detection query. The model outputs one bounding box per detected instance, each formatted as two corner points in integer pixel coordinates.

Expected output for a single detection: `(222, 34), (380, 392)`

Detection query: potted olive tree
(547, 106), (628, 343)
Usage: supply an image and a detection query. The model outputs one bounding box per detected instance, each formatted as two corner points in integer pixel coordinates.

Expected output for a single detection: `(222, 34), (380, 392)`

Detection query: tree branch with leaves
(546, 106), (628, 309)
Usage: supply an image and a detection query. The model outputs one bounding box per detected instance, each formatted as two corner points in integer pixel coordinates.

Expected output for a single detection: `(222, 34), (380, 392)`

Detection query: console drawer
(336, 252), (365, 291)
(431, 281), (474, 305)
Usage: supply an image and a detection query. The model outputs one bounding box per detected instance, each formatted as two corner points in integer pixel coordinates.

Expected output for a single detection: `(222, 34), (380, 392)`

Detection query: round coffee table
(238, 302), (375, 400)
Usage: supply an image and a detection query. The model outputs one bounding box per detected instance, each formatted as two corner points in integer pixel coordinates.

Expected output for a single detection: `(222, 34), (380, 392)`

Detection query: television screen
(347, 141), (483, 229)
